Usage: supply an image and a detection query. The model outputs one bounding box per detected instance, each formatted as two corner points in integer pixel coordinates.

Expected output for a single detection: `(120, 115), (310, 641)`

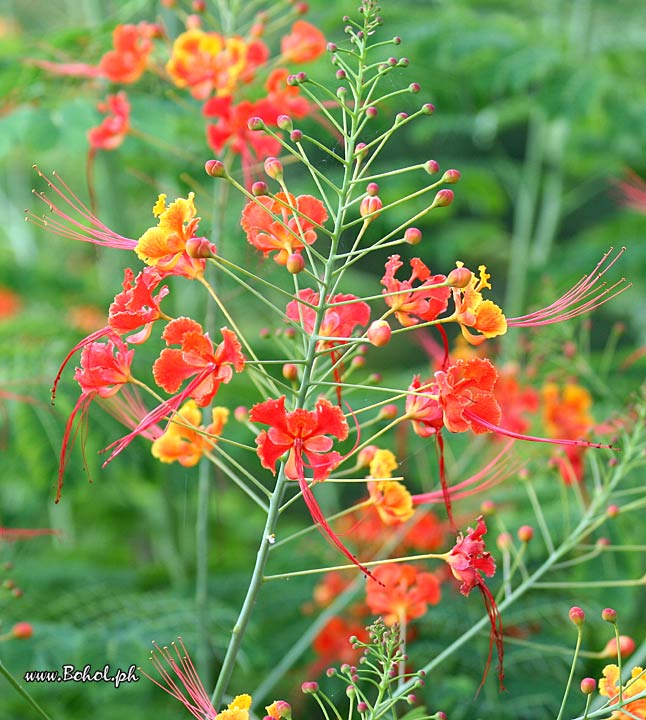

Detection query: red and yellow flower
(365, 563), (441, 625)
(451, 264), (507, 345)
(599, 664), (646, 719)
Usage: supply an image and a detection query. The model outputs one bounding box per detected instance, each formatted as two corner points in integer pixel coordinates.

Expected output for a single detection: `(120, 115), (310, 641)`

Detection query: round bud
(290, 129), (303, 142)
(404, 227), (422, 245)
(205, 159), (226, 177)
(357, 702), (368, 713)
(517, 525), (534, 543)
(398, 57), (409, 67)
(3, 579), (15, 589)
(424, 159), (440, 174)
(185, 237), (216, 259)
(393, 36), (401, 45)
(185, 14), (202, 29)
(337, 86), (348, 98)
(602, 635), (636, 658)
(326, 667), (336, 677)
(192, 0), (205, 11)
(367, 320), (392, 347)
(355, 143), (367, 159)
(259, 327), (271, 338)
(12, 587), (23, 598)
(433, 189), (454, 207)
(247, 116), (265, 131)
(360, 195), (383, 220)
(277, 115), (293, 131)
(365, 106), (378, 118)
(252, 181), (269, 196)
(264, 156), (283, 181)
(607, 504), (620, 518)
(301, 681), (319, 694)
(282, 363), (298, 382)
(286, 74), (298, 86)
(346, 686), (356, 697)
(596, 536), (610, 547)
(388, 57), (397, 67)
(11, 622), (32, 639)
(496, 532), (512, 551)
(437, 714), (447, 720)
(441, 169), (461, 184)
(296, 71), (308, 83)
(286, 253), (305, 274)
(407, 695), (416, 705)
(351, 356), (365, 369)
(234, 406), (248, 422)
(336, 69), (347, 79)
(421, 103), (435, 115)
(580, 678), (596, 695)
(601, 608), (617, 624)
(409, 83), (421, 94)
(569, 606), (585, 626)
(327, 42), (337, 52)
(357, 445), (378, 467)
(480, 500), (496, 515)
(379, 403), (398, 420)
(395, 112), (408, 123)
(284, 327), (296, 339)
(295, 1), (308, 14)
(447, 266), (472, 288)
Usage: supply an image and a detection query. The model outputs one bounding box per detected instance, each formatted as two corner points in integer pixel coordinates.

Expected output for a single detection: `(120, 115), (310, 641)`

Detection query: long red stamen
(508, 248), (629, 327)
(463, 409), (615, 450)
(435, 431), (455, 530)
(57, 392), (94, 503)
(51, 326), (111, 402)
(476, 579), (505, 693)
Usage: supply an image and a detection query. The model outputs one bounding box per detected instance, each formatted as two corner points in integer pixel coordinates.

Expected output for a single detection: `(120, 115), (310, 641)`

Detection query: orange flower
(366, 450), (414, 525)
(365, 563), (441, 625)
(281, 20), (326, 63)
(87, 92), (130, 151)
(266, 68), (311, 118)
(543, 382), (593, 440)
(312, 616), (370, 669)
(166, 30), (268, 99)
(241, 192), (328, 265)
(98, 23), (157, 83)
(216, 694), (252, 720)
(494, 365), (539, 436)
(599, 664), (646, 719)
(151, 401), (228, 467)
(452, 264), (507, 346)
(0, 286), (21, 320)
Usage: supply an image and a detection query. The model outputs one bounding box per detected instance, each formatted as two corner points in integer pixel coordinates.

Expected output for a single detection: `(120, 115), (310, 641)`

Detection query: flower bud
(424, 159), (440, 174)
(357, 445), (378, 467)
(379, 403), (398, 420)
(205, 159), (226, 177)
(326, 667), (336, 677)
(441, 169), (461, 184)
(409, 83), (421, 93)
(286, 253), (305, 274)
(392, 36), (401, 45)
(282, 363), (298, 382)
(284, 327), (296, 339)
(601, 608), (617, 624)
(357, 702), (368, 713)
(337, 86), (348, 98)
(360, 195), (383, 221)
(346, 685), (356, 697)
(365, 106), (378, 118)
(404, 227), (422, 245)
(192, 0), (205, 11)
(580, 678), (596, 695)
(447, 265), (472, 288)
(252, 181), (269, 196)
(11, 622), (33, 639)
(602, 635), (636, 658)
(351, 356), (365, 369)
(248, 116), (265, 131)
(294, 1), (308, 14)
(607, 504), (620, 518)
(517, 525), (534, 543)
(277, 115), (293, 131)
(367, 320), (392, 347)
(290, 129), (303, 142)
(366, 182), (379, 196)
(301, 681), (319, 694)
(185, 236), (216, 259)
(407, 695), (417, 705)
(355, 143), (367, 160)
(421, 103), (435, 115)
(296, 71), (308, 83)
(186, 14), (202, 29)
(268, 700), (291, 719)
(327, 42), (337, 52)
(12, 587), (23, 598)
(398, 57), (409, 67)
(395, 112), (408, 123)
(496, 532), (512, 551)
(234, 406), (248, 422)
(480, 500), (496, 515)
(264, 156), (283, 181)
(336, 69), (347, 79)
(569, 606), (585, 626)
(433, 189), (454, 207)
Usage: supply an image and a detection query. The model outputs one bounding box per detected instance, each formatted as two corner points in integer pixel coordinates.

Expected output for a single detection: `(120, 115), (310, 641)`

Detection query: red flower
(365, 563), (441, 625)
(405, 374), (443, 438)
(281, 20), (326, 64)
(108, 267), (169, 344)
(381, 255), (450, 327)
(493, 366), (539, 436)
(445, 516), (503, 690)
(311, 616), (370, 672)
(241, 192), (328, 265)
(153, 317), (245, 407)
(98, 23), (157, 83)
(265, 68), (312, 119)
(87, 92), (130, 151)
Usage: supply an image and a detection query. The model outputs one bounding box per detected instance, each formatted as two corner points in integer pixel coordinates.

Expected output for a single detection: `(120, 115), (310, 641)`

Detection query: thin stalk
(0, 659), (54, 720)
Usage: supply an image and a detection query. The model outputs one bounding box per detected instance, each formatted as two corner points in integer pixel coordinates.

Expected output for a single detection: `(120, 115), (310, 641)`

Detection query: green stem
(0, 658), (54, 720)
(556, 626), (583, 720)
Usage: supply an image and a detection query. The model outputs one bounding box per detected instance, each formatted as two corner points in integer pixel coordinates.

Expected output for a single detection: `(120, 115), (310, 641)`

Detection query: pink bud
(247, 117), (265, 131)
(355, 143), (367, 159)
(421, 103), (435, 115)
(580, 678), (596, 695)
(252, 181), (268, 196)
(607, 504), (620, 518)
(204, 159), (226, 177)
(192, 0), (205, 11)
(379, 404), (398, 420)
(301, 681), (319, 694)
(11, 622), (33, 639)
(366, 182), (379, 196)
(409, 83), (421, 93)
(357, 702), (368, 713)
(395, 112), (408, 123)
(327, 42), (337, 52)
(290, 129), (303, 142)
(601, 608), (617, 624)
(264, 156), (283, 181)
(407, 695), (416, 705)
(441, 169), (461, 184)
(424, 159), (440, 174)
(277, 115), (293, 131)
(446, 266), (472, 288)
(185, 237), (216, 259)
(365, 106), (378, 118)
(433, 189), (454, 207)
(294, 1), (308, 14)
(351, 356), (365, 369)
(360, 195), (383, 220)
(367, 320), (392, 347)
(12, 587), (22, 598)
(480, 500), (496, 515)
(496, 532), (512, 551)
(404, 227), (422, 245)
(602, 635), (636, 658)
(234, 406), (248, 422)
(286, 253), (305, 274)
(392, 36), (401, 45)
(357, 445), (378, 467)
(569, 607), (585, 626)
(517, 525), (534, 543)
(282, 363), (298, 381)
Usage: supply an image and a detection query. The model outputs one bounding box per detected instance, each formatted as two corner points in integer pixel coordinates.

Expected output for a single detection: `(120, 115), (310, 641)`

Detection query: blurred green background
(1, 0), (645, 718)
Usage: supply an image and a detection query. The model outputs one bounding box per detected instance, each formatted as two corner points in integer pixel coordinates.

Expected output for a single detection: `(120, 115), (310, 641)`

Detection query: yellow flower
(599, 664), (646, 719)
(453, 264), (507, 346)
(216, 694), (252, 720)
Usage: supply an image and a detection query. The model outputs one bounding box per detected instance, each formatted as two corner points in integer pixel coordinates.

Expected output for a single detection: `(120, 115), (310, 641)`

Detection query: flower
(241, 193), (328, 266)
(444, 516), (504, 690)
(311, 616), (370, 670)
(216, 694), (253, 720)
(598, 664), (646, 719)
(142, 638), (219, 719)
(265, 68), (312, 119)
(493, 366), (540, 436)
(135, 193), (215, 276)
(366, 450), (414, 525)
(381, 255), (450, 327)
(615, 169), (646, 213)
(87, 92), (130, 151)
(166, 30), (268, 99)
(281, 20), (326, 63)
(151, 401), (228, 467)
(365, 563), (441, 625)
(153, 317), (245, 407)
(0, 286), (21, 320)
(405, 374), (443, 438)
(57, 334), (134, 501)
(451, 264), (507, 345)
